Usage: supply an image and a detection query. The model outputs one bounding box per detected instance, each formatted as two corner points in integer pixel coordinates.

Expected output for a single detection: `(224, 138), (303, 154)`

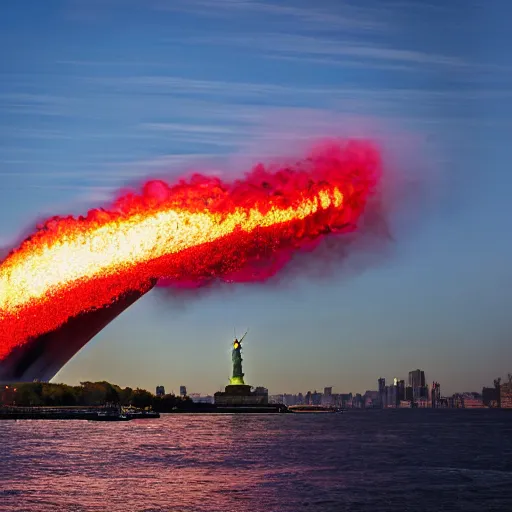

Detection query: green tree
(131, 388), (153, 409)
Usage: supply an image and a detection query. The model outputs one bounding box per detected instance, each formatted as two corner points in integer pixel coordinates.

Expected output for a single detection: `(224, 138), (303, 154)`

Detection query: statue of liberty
(229, 331), (248, 385)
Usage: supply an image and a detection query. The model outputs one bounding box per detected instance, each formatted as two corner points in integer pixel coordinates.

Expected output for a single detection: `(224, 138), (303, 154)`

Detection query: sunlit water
(1, 410), (512, 511)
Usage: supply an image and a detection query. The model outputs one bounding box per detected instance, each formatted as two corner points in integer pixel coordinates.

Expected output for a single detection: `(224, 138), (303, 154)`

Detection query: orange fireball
(0, 139), (381, 359)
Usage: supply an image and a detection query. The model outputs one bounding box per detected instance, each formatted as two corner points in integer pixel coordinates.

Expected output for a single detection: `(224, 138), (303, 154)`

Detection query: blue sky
(1, 0), (511, 395)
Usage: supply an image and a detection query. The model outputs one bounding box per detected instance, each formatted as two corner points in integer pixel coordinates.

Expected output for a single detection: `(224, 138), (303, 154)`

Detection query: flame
(0, 139), (381, 359)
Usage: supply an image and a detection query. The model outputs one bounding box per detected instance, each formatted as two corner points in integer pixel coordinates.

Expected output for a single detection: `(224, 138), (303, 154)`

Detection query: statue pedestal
(224, 384), (252, 396)
(214, 384), (268, 406)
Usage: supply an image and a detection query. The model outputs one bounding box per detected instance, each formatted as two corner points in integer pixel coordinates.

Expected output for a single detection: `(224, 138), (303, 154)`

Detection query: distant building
(352, 393), (364, 408)
(311, 391), (322, 405)
(461, 392), (485, 408)
(409, 369), (428, 400)
(378, 378), (386, 408)
(322, 387), (333, 406)
(395, 378), (405, 406)
(409, 369), (425, 388)
(283, 394), (295, 406)
(339, 393), (353, 408)
(386, 382), (397, 408)
(156, 385), (165, 397)
(431, 382), (441, 408)
(179, 386), (187, 397)
(363, 390), (379, 408)
(501, 375), (512, 408)
(189, 393), (214, 404)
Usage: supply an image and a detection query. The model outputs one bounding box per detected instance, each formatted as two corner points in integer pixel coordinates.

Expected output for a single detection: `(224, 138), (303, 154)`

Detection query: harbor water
(1, 409), (512, 511)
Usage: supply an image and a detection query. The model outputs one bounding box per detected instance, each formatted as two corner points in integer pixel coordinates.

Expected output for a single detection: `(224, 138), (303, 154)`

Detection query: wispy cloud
(0, 127), (74, 140)
(87, 74), (512, 106)
(153, 0), (385, 32)
(110, 152), (227, 172)
(0, 92), (77, 118)
(140, 122), (239, 135)
(265, 54), (416, 72)
(164, 33), (466, 68)
(89, 74), (347, 98)
(55, 59), (178, 68)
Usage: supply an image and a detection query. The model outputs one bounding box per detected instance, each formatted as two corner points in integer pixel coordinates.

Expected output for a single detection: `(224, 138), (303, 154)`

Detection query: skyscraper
(408, 369), (425, 388)
(408, 369), (427, 400)
(378, 378), (386, 408)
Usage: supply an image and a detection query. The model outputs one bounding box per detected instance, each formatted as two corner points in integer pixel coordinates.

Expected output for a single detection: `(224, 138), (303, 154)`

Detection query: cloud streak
(153, 0), (386, 33)
(166, 33), (466, 67)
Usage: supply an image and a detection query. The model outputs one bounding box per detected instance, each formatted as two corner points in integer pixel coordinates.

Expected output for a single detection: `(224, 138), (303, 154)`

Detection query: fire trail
(0, 139), (381, 382)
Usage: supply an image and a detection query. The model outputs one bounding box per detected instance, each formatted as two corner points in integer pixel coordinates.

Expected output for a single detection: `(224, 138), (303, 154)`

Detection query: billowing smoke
(0, 139), (385, 359)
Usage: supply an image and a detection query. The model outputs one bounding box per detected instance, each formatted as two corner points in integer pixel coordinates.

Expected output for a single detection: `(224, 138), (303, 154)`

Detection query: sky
(1, 0), (511, 396)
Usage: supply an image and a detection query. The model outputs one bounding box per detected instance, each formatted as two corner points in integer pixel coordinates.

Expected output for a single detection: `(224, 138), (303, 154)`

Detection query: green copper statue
(229, 331), (248, 385)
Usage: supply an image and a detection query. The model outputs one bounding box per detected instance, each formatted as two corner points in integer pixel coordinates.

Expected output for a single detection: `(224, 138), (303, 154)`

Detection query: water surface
(1, 409), (512, 511)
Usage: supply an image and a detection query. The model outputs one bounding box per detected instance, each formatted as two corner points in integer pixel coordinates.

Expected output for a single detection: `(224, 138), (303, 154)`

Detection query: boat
(89, 411), (132, 422)
(125, 410), (160, 419)
(288, 405), (342, 413)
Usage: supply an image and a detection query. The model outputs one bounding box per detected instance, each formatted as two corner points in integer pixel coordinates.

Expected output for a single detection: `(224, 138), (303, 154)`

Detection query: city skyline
(1, 1), (511, 395)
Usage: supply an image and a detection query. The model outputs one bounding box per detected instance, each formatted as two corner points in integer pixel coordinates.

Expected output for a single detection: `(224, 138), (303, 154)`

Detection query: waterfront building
(500, 374), (512, 408)
(322, 387), (333, 406)
(408, 369), (428, 400)
(378, 378), (386, 408)
(155, 385), (165, 397)
(461, 393), (485, 408)
(363, 390), (379, 408)
(311, 391), (322, 405)
(189, 393), (214, 404)
(431, 382), (441, 408)
(179, 385), (187, 397)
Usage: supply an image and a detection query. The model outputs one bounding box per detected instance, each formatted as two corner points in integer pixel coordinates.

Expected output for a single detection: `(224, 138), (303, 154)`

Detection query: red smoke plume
(0, 139), (382, 359)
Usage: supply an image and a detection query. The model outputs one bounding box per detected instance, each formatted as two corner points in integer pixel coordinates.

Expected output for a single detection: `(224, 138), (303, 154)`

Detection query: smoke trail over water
(0, 138), (393, 358)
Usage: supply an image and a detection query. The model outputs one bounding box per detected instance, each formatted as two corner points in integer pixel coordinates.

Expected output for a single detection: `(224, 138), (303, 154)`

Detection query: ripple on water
(1, 410), (512, 511)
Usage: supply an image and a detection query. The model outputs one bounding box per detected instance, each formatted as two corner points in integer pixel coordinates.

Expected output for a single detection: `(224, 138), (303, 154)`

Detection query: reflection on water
(1, 410), (512, 511)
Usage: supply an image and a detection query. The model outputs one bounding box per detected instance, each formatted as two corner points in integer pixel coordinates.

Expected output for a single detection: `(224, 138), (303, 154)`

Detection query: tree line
(2, 381), (193, 411)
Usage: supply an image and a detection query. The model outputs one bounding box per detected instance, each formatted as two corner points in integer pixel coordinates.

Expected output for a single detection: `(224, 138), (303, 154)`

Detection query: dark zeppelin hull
(0, 280), (156, 383)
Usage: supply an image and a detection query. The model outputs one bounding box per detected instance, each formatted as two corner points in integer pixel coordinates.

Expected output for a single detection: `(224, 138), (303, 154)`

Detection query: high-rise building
(179, 385), (187, 397)
(408, 369), (425, 388)
(311, 390), (322, 405)
(431, 382), (441, 408)
(408, 369), (427, 400)
(156, 385), (165, 397)
(396, 379), (405, 405)
(378, 378), (386, 408)
(322, 387), (333, 406)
